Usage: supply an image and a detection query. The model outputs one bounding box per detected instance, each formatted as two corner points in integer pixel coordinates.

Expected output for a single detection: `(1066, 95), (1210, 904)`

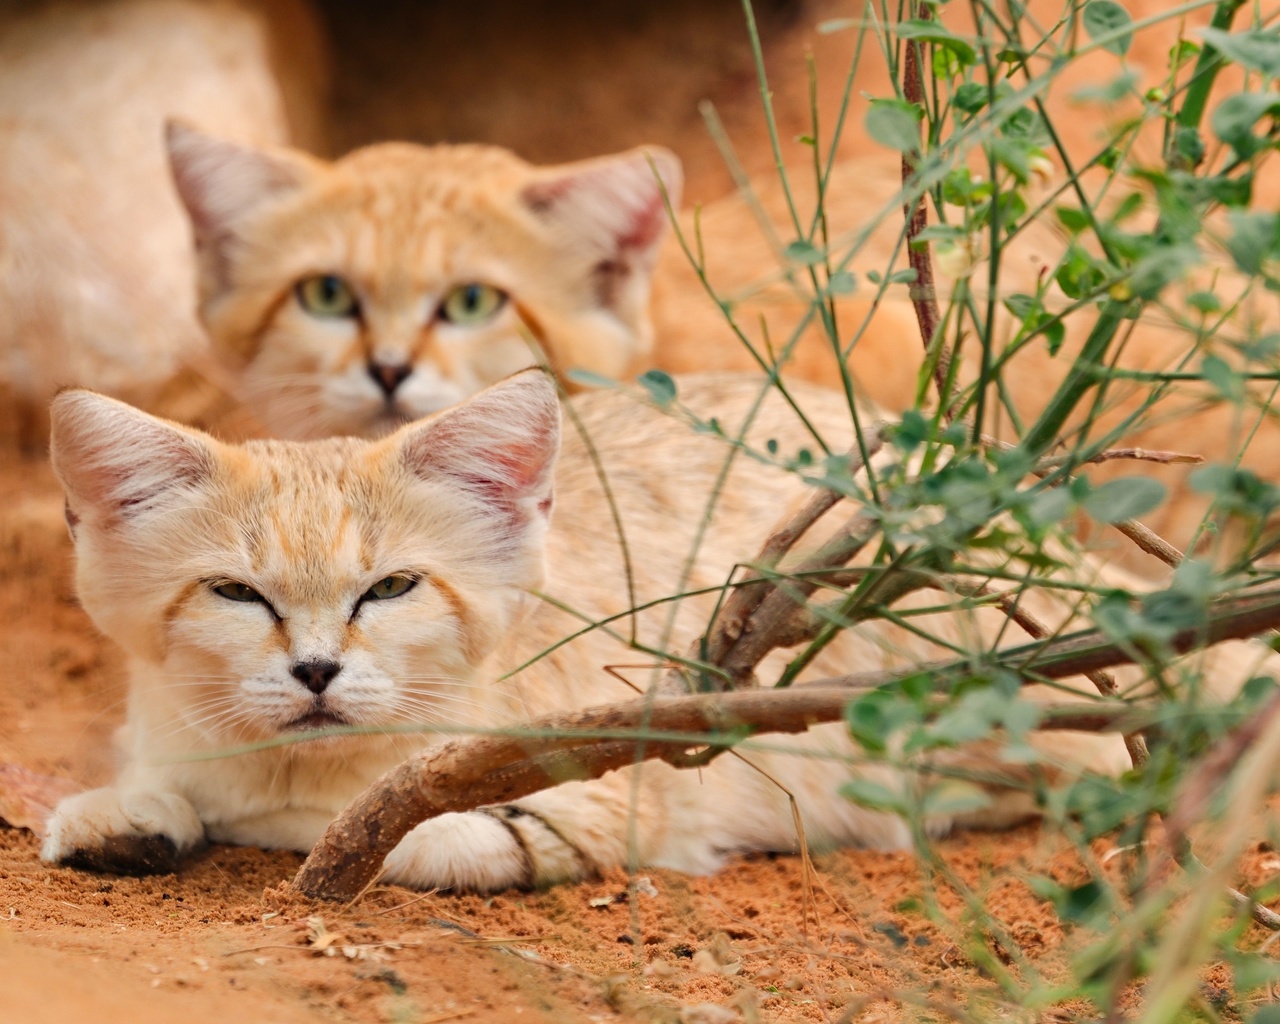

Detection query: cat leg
(41, 787), (206, 875)
(206, 809), (336, 853)
(380, 773), (648, 893)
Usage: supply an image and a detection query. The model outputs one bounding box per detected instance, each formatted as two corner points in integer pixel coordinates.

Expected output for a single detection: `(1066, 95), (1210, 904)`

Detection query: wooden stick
(292, 585), (1280, 900)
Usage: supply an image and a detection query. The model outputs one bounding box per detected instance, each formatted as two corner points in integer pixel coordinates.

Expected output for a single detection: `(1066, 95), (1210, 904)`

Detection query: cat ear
(521, 146), (683, 296)
(50, 390), (216, 530)
(395, 370), (561, 523)
(165, 121), (312, 285)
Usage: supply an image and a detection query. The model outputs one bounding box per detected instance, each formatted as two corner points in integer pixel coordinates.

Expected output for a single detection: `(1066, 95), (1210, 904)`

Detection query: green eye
(439, 283), (506, 325)
(362, 575), (417, 602)
(296, 275), (359, 318)
(213, 582), (265, 603)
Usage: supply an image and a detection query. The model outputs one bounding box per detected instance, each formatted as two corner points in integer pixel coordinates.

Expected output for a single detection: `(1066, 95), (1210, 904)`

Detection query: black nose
(368, 362), (412, 397)
(291, 660), (341, 695)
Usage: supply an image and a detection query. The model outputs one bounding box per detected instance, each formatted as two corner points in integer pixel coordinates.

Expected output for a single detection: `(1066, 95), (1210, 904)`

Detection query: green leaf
(1004, 293), (1065, 354)
(1190, 464), (1280, 516)
(1054, 879), (1110, 926)
(921, 782), (992, 818)
(1187, 290), (1221, 314)
(1083, 0), (1133, 56)
(1226, 210), (1280, 276)
(1081, 477), (1167, 524)
(954, 81), (989, 114)
(1073, 69), (1139, 103)
(1026, 486), (1072, 527)
(817, 17), (857, 34)
(1055, 206), (1091, 234)
(897, 20), (976, 65)
(637, 369), (677, 406)
(840, 777), (908, 815)
(865, 98), (924, 153)
(1202, 354), (1244, 403)
(1169, 39), (1201, 72)
(828, 270), (857, 295)
(1200, 27), (1280, 78)
(784, 239), (825, 265)
(1172, 124), (1205, 167)
(1003, 293), (1038, 320)
(1211, 92), (1280, 157)
(888, 268), (919, 284)
(566, 369), (620, 389)
(892, 410), (929, 454)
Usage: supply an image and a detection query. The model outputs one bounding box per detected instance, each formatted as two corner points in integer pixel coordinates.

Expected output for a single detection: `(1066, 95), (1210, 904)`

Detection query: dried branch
(1113, 520), (1184, 569)
(1034, 447), (1204, 471)
(710, 510), (881, 688)
(983, 434), (1189, 570)
(695, 432), (885, 688)
(292, 585), (1280, 900)
(946, 579), (1149, 767)
(901, 2), (952, 419)
(291, 685), (1140, 902)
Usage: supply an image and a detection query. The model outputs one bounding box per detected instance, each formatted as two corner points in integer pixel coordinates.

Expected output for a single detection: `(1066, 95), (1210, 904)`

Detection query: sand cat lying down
(166, 125), (682, 438)
(40, 372), (1256, 890)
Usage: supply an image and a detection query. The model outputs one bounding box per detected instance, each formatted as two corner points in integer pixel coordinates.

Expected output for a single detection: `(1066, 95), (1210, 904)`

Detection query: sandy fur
(0, 0), (325, 438)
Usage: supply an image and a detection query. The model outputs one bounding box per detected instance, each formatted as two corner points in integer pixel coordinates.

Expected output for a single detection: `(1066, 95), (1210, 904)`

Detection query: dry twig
(693, 432), (884, 690)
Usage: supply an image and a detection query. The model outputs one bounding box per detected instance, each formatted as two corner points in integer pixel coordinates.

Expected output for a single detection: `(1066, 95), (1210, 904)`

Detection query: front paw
(381, 811), (534, 893)
(380, 807), (592, 893)
(41, 788), (205, 875)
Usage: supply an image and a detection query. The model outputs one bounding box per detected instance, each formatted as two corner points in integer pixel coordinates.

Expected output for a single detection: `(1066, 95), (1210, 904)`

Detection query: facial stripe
(239, 285), (296, 364)
(427, 574), (477, 661)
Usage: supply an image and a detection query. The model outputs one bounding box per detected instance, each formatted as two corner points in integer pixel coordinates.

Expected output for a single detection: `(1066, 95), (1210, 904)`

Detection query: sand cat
(0, 0), (326, 438)
(164, 125), (682, 438)
(40, 370), (1261, 891)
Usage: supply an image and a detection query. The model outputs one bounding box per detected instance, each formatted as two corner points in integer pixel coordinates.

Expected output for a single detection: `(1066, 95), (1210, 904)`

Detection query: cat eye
(212, 581), (266, 603)
(361, 575), (418, 602)
(296, 275), (359, 319)
(439, 283), (506, 325)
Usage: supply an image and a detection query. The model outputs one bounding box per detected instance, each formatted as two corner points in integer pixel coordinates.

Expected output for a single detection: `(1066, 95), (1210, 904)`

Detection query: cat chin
(281, 709), (351, 733)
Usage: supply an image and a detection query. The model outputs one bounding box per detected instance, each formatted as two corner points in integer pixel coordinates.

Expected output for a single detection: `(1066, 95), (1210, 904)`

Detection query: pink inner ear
(616, 190), (666, 254)
(521, 157), (672, 263)
(407, 411), (558, 522)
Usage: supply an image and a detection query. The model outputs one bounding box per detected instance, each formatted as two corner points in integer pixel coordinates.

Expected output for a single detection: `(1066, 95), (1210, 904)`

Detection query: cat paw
(40, 788), (205, 875)
(380, 807), (590, 893)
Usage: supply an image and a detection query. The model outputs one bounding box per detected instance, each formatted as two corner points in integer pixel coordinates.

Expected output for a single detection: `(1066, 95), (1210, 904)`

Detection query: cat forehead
(222, 438), (393, 530)
(200, 438), (431, 577)
(257, 143), (543, 274)
(326, 142), (537, 212)
(233, 436), (384, 501)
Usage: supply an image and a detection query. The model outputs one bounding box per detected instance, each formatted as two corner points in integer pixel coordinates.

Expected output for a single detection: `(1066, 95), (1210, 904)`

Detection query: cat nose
(368, 361), (412, 398)
(291, 660), (341, 695)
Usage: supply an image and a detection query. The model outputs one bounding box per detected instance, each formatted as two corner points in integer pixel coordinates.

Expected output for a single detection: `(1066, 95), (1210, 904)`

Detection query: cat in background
(165, 124), (682, 438)
(0, 0), (326, 437)
(40, 371), (1262, 891)
(0, 0), (681, 443)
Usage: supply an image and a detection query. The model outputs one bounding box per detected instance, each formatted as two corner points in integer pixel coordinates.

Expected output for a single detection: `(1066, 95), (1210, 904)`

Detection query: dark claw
(61, 834), (181, 876)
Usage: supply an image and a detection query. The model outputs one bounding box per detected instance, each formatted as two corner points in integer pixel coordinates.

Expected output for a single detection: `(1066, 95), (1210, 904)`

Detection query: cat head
(50, 370), (561, 748)
(166, 123), (681, 438)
